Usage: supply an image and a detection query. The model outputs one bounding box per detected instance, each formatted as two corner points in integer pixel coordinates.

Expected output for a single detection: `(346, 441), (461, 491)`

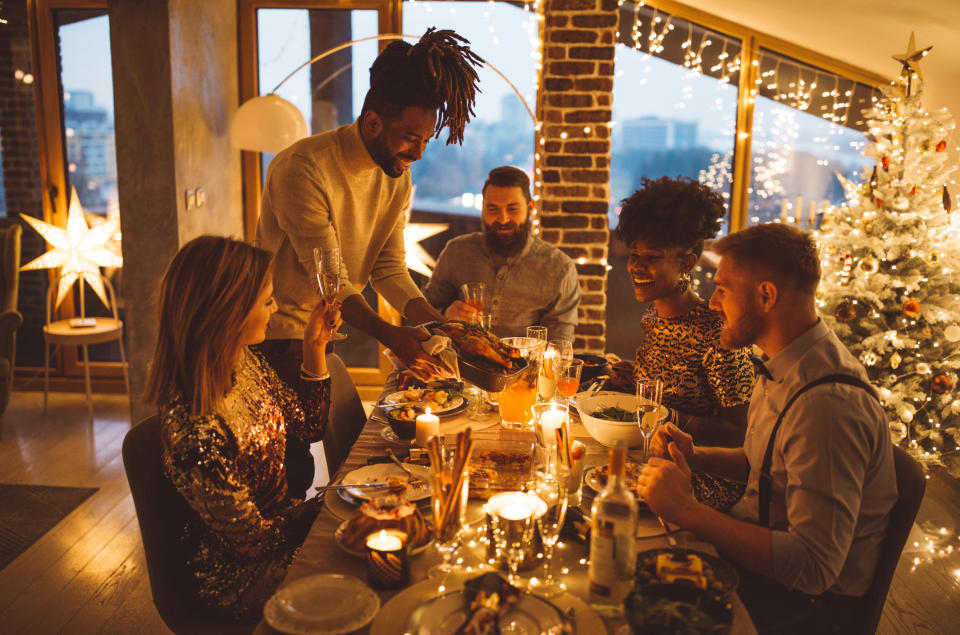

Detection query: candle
(365, 529), (403, 551)
(415, 411), (439, 447)
(499, 502), (533, 521)
(365, 529), (409, 589)
(539, 409), (565, 446)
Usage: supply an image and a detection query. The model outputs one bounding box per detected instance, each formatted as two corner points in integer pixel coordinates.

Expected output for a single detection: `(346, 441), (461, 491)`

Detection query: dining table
(255, 383), (758, 635)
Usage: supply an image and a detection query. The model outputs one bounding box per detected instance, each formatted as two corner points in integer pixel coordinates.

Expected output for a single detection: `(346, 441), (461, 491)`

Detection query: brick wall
(0, 0), (48, 367)
(538, 0), (617, 354)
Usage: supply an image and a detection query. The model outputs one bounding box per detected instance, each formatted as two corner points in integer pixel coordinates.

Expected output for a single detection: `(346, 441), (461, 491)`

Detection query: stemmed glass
(313, 247), (347, 340)
(636, 378), (664, 461)
(556, 359), (584, 405)
(526, 325), (548, 343)
(490, 502), (536, 588)
(529, 467), (569, 597)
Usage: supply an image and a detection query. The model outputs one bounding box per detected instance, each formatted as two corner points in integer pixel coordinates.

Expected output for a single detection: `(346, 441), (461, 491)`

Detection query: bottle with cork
(588, 442), (638, 616)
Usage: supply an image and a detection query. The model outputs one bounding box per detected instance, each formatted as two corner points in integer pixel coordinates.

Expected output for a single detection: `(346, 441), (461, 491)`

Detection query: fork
(386, 448), (428, 489)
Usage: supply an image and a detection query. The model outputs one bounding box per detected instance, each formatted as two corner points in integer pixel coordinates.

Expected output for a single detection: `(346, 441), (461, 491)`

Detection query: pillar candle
(415, 412), (440, 447)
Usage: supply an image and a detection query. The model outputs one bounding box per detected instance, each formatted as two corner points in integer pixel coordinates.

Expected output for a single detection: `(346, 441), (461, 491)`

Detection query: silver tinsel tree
(818, 36), (960, 474)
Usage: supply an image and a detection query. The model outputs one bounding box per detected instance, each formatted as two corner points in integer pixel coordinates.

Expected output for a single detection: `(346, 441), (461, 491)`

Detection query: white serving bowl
(572, 390), (668, 449)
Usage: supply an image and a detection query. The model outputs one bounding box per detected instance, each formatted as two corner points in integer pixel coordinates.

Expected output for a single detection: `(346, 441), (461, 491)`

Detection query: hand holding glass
(313, 247), (347, 340)
(636, 378), (664, 461)
(460, 282), (485, 323)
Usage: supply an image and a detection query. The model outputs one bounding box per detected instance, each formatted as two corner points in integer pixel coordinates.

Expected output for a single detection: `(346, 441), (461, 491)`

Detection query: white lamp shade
(231, 94), (309, 153)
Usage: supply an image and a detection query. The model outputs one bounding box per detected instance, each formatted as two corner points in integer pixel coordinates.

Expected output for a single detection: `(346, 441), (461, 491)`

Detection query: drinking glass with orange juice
(557, 359), (584, 402)
(460, 282), (485, 323)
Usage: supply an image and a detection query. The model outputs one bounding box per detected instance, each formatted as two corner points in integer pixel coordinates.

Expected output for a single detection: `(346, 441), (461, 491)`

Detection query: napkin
(382, 328), (460, 380)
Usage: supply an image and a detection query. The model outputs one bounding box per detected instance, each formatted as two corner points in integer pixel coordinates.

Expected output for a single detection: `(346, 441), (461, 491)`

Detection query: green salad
(591, 406), (637, 422)
(628, 596), (728, 635)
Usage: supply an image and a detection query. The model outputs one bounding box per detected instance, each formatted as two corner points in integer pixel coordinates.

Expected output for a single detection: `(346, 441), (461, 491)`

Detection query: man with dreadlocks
(256, 28), (482, 498)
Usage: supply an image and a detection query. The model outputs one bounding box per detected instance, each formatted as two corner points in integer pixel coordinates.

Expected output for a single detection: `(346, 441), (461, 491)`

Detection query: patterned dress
(634, 301), (755, 510)
(161, 347), (331, 623)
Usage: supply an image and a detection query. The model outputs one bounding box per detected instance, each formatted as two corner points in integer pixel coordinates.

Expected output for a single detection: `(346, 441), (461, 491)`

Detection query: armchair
(0, 223), (23, 414)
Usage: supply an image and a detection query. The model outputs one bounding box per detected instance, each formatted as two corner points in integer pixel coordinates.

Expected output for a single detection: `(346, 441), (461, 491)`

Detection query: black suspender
(757, 374), (879, 528)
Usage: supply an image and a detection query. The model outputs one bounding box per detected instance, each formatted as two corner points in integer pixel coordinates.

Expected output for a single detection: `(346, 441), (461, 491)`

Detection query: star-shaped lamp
(404, 213), (448, 277)
(892, 32), (932, 82)
(20, 187), (123, 308)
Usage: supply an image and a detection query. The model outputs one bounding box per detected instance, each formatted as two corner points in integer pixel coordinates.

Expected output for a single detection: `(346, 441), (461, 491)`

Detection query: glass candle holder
(365, 529), (410, 589)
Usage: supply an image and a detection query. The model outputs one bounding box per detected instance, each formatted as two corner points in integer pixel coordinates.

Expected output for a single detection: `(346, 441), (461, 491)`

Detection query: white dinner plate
(409, 590), (561, 634)
(584, 461), (645, 493)
(379, 390), (465, 416)
(339, 463), (432, 503)
(263, 573), (379, 634)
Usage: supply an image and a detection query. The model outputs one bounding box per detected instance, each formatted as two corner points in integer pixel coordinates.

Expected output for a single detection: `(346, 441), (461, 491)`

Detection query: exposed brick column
(538, 0), (617, 354)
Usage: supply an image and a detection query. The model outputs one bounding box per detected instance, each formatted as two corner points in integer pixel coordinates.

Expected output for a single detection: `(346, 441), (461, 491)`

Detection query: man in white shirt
(639, 223), (897, 633)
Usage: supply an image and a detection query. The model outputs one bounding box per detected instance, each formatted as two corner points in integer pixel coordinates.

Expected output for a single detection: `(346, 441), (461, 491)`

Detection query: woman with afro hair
(608, 176), (754, 510)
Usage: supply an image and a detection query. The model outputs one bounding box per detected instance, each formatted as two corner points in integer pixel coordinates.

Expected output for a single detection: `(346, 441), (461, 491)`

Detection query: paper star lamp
(20, 187), (123, 308)
(404, 217), (448, 277)
(892, 32), (932, 81)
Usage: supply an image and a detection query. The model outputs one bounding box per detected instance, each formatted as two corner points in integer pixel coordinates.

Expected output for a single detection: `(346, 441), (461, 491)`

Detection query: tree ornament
(910, 184), (918, 195)
(936, 139), (947, 152)
(902, 299), (921, 317)
(945, 325), (960, 342)
(869, 166), (879, 195)
(944, 186), (952, 213)
(882, 155), (890, 171)
(859, 257), (879, 274)
(932, 374), (953, 394)
(863, 221), (874, 234)
(916, 362), (931, 375)
(921, 326), (932, 339)
(876, 197), (883, 208)
(890, 351), (902, 369)
(928, 251), (940, 264)
(860, 351), (879, 366)
(920, 139), (931, 152)
(835, 301), (857, 323)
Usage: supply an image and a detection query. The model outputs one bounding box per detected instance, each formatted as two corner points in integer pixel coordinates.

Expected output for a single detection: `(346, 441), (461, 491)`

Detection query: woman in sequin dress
(144, 235), (341, 623)
(607, 177), (755, 511)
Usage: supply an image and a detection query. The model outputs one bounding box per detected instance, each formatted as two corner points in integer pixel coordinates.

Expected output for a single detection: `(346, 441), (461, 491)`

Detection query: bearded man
(422, 166), (580, 341)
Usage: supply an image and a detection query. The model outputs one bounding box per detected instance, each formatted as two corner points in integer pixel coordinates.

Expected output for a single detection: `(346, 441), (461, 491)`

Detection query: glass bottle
(588, 443), (638, 616)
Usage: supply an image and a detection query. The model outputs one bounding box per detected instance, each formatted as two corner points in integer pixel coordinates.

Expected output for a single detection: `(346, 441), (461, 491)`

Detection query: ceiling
(690, 0), (960, 129)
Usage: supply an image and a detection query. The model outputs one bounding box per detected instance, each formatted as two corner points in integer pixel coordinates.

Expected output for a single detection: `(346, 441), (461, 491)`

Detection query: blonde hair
(145, 235), (274, 415)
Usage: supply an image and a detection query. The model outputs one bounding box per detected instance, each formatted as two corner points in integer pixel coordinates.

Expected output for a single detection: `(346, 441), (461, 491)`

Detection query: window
(402, 0), (539, 216)
(607, 3), (740, 357)
(747, 49), (881, 228)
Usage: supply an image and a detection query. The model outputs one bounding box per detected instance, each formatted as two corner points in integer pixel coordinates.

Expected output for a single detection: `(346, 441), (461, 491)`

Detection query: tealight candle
(365, 529), (409, 589)
(415, 411), (440, 447)
(499, 502), (534, 521)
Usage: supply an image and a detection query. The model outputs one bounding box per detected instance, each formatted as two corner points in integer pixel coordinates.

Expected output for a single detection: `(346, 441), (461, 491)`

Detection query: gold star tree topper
(892, 32), (932, 82)
(20, 187), (123, 308)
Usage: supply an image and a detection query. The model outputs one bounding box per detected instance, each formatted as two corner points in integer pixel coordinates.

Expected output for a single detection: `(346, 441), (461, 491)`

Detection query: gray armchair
(0, 223), (22, 414)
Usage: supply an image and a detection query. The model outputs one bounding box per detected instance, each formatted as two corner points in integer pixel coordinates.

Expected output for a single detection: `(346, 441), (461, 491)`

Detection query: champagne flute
(636, 378), (664, 462)
(313, 247), (346, 340)
(530, 468), (569, 597)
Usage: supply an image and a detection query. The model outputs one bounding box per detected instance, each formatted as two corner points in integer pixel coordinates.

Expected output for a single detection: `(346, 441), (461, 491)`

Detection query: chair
(852, 446), (926, 635)
(323, 353), (367, 477)
(0, 224), (22, 414)
(123, 416), (253, 635)
(43, 272), (129, 422)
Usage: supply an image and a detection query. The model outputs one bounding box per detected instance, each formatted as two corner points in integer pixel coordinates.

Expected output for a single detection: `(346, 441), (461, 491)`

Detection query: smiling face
(482, 184), (532, 255)
(239, 281), (277, 347)
(626, 238), (694, 303)
(363, 106), (436, 178)
(709, 256), (765, 349)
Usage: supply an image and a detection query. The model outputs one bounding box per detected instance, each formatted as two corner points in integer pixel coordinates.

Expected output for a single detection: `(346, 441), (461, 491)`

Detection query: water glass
(526, 325), (548, 342)
(636, 377), (664, 461)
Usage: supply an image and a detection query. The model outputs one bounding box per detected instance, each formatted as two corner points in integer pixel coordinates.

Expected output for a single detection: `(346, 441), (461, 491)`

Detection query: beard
(483, 220), (530, 256)
(367, 135), (413, 178)
(719, 301), (765, 350)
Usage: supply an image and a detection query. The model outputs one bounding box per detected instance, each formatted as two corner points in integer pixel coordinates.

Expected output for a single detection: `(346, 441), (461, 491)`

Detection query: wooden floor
(0, 390), (958, 634)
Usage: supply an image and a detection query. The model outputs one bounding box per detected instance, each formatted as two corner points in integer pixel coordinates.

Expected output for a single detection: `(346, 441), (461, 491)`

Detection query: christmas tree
(818, 35), (960, 474)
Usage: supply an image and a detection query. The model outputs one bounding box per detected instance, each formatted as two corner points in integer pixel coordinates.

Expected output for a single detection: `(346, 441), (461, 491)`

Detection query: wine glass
(529, 468), (569, 597)
(490, 502), (536, 588)
(549, 338), (574, 364)
(526, 325), (548, 343)
(460, 282), (485, 324)
(313, 247), (347, 340)
(556, 359), (584, 405)
(636, 377), (664, 461)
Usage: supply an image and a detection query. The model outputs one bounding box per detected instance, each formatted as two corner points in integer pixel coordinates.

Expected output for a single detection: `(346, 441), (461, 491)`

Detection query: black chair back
(854, 446), (926, 635)
(323, 354), (367, 477)
(123, 416), (252, 634)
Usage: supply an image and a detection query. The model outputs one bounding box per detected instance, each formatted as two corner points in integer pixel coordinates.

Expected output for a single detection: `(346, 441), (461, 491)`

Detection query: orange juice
(557, 377), (579, 397)
(499, 376), (538, 427)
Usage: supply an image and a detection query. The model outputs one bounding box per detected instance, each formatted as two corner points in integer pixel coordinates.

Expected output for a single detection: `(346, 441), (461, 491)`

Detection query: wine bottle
(588, 443), (638, 616)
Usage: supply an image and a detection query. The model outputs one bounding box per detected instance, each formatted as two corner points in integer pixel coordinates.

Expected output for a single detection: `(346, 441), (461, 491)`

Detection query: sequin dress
(634, 300), (755, 510)
(161, 347), (331, 623)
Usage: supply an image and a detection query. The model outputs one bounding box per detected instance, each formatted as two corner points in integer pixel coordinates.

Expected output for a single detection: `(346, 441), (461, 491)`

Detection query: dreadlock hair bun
(615, 176), (725, 257)
(362, 28), (483, 146)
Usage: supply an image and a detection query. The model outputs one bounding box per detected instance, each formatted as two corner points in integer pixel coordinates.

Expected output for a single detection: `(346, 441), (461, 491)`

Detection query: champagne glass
(313, 247), (347, 340)
(530, 468), (569, 596)
(460, 282), (485, 324)
(526, 325), (548, 343)
(636, 378), (664, 462)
